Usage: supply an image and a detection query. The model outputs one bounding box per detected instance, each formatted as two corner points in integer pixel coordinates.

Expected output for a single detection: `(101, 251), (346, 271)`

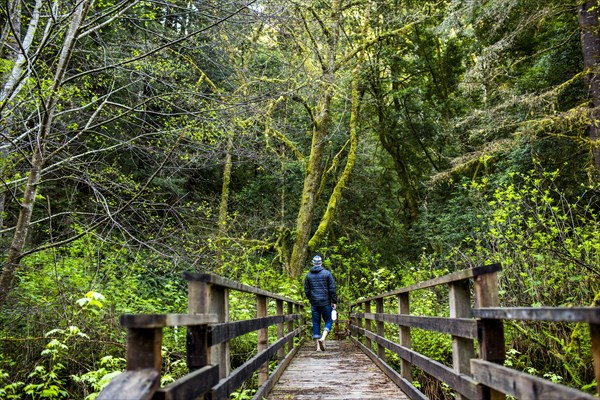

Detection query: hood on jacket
(310, 265), (324, 273)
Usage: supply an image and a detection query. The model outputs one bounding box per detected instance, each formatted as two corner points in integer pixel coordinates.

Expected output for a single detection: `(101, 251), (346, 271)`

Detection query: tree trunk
(0, 0), (91, 306)
(578, 0), (600, 174)
(288, 98), (332, 278)
(288, 0), (342, 278)
(218, 135), (234, 234)
(307, 9), (368, 252)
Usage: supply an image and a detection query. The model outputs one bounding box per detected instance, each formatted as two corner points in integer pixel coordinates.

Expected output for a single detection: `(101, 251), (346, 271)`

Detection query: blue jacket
(304, 265), (337, 307)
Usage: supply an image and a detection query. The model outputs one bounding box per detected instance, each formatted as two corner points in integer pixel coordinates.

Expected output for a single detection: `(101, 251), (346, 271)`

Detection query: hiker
(304, 255), (337, 351)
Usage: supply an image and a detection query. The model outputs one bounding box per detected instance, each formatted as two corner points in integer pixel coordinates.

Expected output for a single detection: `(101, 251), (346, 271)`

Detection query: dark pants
(311, 304), (333, 338)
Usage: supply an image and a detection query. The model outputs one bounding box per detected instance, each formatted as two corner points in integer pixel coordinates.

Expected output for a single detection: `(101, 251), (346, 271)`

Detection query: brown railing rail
(98, 273), (305, 400)
(349, 263), (600, 400)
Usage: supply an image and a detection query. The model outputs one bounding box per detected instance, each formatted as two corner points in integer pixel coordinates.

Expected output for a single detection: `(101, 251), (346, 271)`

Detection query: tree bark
(288, 0), (342, 278)
(578, 0), (600, 174)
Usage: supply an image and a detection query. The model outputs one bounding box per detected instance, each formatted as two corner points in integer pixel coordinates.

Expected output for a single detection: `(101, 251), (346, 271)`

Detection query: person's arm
(328, 272), (338, 306)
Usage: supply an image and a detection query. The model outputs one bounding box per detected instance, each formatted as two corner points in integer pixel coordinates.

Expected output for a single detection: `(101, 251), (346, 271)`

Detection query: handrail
(98, 273), (305, 400)
(348, 264), (600, 400)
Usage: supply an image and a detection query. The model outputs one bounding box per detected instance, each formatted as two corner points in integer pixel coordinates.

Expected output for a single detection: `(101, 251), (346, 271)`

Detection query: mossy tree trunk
(578, 0), (600, 174)
(288, 0), (342, 278)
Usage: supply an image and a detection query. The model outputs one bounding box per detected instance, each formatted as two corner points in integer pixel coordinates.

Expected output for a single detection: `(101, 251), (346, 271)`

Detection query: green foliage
(71, 356), (125, 400)
(463, 169), (600, 308)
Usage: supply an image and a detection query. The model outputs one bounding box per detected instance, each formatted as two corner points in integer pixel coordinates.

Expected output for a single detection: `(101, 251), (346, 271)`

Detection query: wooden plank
(186, 325), (207, 369)
(286, 302), (294, 354)
(471, 359), (597, 400)
(355, 326), (481, 400)
(351, 264), (501, 306)
(208, 315), (297, 345)
(187, 280), (209, 370)
(472, 307), (600, 323)
(183, 272), (302, 305)
(364, 301), (372, 350)
(208, 328), (302, 400)
(276, 300), (285, 361)
(349, 337), (428, 400)
(449, 280), (475, 400)
(126, 328), (162, 374)
(356, 312), (479, 339)
(375, 298), (385, 359)
(398, 293), (412, 382)
(97, 369), (159, 400)
(153, 365), (219, 400)
(267, 339), (412, 400)
(120, 313), (219, 328)
(211, 284), (229, 379)
(474, 271), (505, 400)
(257, 295), (269, 385)
(253, 336), (305, 400)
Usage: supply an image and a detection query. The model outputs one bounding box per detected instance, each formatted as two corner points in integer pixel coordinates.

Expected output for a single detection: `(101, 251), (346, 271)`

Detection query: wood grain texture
(471, 359), (597, 400)
(265, 340), (409, 400)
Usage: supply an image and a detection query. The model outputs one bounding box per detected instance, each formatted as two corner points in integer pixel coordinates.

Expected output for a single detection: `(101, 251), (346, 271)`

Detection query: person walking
(304, 255), (337, 351)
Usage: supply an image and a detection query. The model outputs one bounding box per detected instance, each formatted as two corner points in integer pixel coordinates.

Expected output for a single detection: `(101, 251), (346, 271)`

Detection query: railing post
(257, 294), (268, 385)
(449, 280), (475, 400)
(287, 301), (294, 354)
(354, 305), (363, 341)
(364, 300), (372, 351)
(187, 280), (229, 378)
(375, 298), (385, 359)
(126, 328), (163, 381)
(276, 299), (284, 361)
(474, 271), (505, 400)
(397, 293), (412, 382)
(187, 280), (209, 371)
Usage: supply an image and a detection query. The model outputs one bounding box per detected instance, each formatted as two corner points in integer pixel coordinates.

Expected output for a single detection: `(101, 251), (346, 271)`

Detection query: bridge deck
(266, 340), (409, 400)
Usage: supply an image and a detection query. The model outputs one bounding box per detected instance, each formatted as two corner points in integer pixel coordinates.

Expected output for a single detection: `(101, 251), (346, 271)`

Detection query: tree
(0, 0), (258, 305)
(578, 0), (600, 174)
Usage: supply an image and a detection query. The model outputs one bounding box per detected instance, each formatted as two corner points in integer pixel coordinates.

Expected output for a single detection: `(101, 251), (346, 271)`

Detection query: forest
(0, 0), (599, 398)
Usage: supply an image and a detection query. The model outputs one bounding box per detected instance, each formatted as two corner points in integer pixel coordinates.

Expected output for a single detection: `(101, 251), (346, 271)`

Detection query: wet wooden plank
(266, 340), (409, 400)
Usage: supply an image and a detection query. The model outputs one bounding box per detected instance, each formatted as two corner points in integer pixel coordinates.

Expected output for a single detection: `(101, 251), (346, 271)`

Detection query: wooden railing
(349, 264), (600, 400)
(98, 273), (305, 400)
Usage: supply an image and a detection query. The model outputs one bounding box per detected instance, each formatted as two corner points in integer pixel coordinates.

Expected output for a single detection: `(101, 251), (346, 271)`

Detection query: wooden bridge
(98, 264), (600, 400)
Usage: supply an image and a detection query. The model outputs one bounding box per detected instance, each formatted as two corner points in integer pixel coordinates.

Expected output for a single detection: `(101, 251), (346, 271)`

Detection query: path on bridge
(266, 339), (409, 400)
